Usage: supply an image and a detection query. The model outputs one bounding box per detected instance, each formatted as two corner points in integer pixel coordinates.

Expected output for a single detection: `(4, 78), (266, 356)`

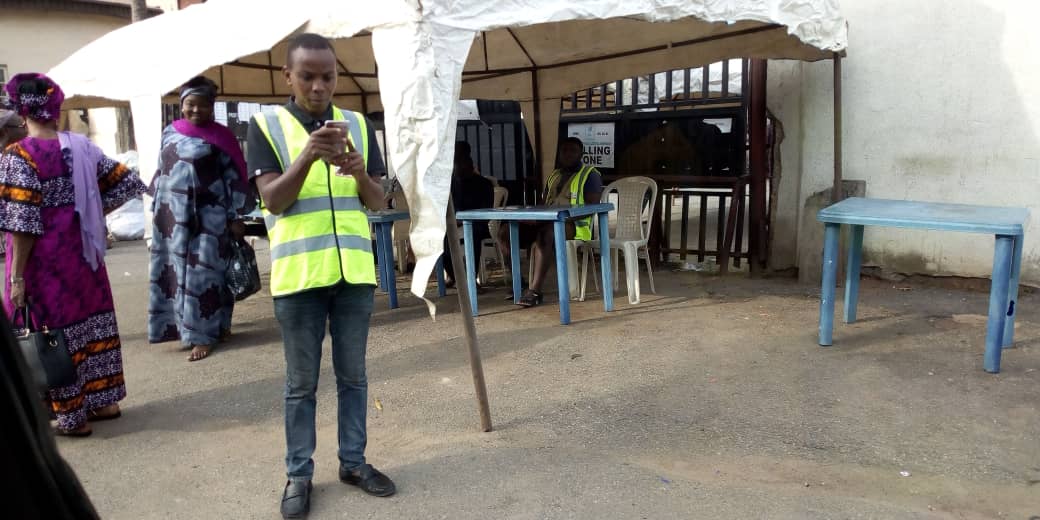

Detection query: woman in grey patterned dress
(147, 77), (255, 361)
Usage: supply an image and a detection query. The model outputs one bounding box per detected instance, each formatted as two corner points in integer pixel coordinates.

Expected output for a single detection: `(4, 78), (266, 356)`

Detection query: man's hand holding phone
(301, 120), (349, 165)
(324, 120), (365, 177)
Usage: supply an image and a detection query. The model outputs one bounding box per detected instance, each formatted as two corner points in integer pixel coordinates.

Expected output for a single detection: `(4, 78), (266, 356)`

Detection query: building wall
(771, 0), (1040, 284)
(0, 6), (160, 155)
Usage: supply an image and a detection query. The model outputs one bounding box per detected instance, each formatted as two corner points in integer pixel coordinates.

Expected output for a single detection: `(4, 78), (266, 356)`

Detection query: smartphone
(323, 120), (350, 132)
(323, 120), (353, 176)
(324, 119), (355, 153)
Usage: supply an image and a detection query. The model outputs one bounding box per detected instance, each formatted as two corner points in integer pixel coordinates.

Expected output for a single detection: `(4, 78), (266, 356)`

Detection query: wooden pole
(748, 59), (768, 271)
(444, 197), (493, 432)
(832, 53), (844, 203)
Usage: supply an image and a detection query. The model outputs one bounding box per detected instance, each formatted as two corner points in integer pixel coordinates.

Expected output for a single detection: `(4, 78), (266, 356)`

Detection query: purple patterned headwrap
(4, 73), (65, 122)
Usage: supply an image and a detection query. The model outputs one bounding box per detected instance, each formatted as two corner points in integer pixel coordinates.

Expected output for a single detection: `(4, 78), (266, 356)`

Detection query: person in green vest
(497, 136), (603, 307)
(244, 33), (394, 520)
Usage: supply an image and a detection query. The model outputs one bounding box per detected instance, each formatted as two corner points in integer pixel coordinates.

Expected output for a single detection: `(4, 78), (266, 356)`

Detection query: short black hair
(286, 33), (335, 66)
(561, 136), (584, 151)
(454, 140), (472, 157)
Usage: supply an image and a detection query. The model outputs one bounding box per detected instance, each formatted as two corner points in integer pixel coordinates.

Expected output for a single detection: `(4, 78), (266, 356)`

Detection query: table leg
(374, 223), (388, 292)
(818, 223), (840, 346)
(553, 220), (571, 324)
(463, 221), (478, 317)
(436, 255), (446, 297)
(599, 211), (614, 312)
(383, 225), (399, 309)
(1003, 233), (1023, 348)
(984, 235), (1014, 373)
(509, 222), (521, 304)
(843, 225), (864, 323)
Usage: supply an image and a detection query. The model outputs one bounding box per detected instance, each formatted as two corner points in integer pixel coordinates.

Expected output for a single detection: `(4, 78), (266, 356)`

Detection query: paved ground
(57, 241), (1040, 519)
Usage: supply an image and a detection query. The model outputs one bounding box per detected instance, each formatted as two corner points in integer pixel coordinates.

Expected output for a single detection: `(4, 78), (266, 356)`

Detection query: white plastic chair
(479, 186), (510, 283)
(579, 176), (658, 304)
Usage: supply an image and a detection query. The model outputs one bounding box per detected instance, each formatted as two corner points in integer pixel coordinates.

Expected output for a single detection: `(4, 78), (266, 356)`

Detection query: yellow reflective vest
(545, 165), (599, 241)
(254, 106), (376, 296)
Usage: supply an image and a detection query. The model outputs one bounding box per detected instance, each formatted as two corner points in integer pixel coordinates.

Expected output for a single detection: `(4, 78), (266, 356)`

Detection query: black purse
(227, 238), (261, 301)
(16, 304), (76, 391)
(221, 175), (261, 301)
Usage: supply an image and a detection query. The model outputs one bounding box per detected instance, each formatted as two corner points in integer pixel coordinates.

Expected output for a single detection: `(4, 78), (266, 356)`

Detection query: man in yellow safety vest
(245, 33), (394, 519)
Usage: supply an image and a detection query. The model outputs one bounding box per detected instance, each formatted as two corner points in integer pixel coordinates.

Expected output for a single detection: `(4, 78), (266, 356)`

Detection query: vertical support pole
(697, 194), (708, 262)
(531, 71), (543, 202)
(444, 197), (493, 431)
(749, 58), (768, 272)
(832, 53), (844, 203)
(679, 194), (690, 262)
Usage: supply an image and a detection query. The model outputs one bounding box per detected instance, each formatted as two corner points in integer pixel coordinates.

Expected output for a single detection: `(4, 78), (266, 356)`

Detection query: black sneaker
(339, 464), (396, 497)
(280, 480), (312, 519)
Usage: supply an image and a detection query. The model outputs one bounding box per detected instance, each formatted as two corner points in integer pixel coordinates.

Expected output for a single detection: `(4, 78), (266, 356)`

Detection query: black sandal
(518, 289), (543, 307)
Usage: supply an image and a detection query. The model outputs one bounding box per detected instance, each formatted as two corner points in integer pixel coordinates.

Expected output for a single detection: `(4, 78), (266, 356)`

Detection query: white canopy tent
(49, 0), (847, 304)
(49, 0), (846, 430)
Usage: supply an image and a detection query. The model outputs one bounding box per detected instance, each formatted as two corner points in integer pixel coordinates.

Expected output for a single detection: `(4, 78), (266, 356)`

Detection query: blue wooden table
(817, 197), (1029, 373)
(455, 203), (615, 324)
(368, 210), (445, 309)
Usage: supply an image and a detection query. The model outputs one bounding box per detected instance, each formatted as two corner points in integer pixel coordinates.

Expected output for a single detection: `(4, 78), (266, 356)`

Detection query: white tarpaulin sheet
(48, 0), (847, 313)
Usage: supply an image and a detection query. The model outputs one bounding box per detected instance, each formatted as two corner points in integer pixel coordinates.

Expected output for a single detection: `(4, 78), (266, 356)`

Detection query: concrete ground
(57, 241), (1039, 519)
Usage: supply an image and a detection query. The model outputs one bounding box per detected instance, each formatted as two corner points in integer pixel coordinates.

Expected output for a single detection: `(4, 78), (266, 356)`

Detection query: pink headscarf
(4, 73), (64, 122)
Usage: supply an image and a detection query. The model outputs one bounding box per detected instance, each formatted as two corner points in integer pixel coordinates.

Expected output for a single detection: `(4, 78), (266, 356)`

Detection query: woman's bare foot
(188, 345), (213, 362)
(91, 404), (120, 419)
(54, 423), (92, 437)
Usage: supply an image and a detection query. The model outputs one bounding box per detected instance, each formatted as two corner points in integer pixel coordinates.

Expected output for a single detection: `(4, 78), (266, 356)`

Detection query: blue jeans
(273, 282), (375, 481)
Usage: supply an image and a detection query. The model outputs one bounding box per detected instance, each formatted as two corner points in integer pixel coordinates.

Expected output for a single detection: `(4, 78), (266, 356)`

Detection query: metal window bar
(560, 59), (747, 115)
(701, 66), (709, 100)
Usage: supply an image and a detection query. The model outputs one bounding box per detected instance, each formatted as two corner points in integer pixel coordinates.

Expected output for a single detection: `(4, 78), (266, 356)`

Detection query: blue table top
(818, 197), (1029, 235)
(367, 210), (410, 223)
(456, 203), (614, 221)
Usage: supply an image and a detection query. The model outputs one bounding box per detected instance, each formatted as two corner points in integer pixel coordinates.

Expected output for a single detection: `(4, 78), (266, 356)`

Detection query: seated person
(455, 140), (499, 186)
(443, 153), (495, 287)
(496, 136), (602, 307)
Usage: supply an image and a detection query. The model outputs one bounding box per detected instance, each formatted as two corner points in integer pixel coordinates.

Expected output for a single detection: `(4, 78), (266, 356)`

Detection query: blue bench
(817, 197), (1029, 373)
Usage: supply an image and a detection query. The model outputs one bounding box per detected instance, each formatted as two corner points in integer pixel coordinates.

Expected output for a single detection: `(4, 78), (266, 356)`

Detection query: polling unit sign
(567, 122), (615, 168)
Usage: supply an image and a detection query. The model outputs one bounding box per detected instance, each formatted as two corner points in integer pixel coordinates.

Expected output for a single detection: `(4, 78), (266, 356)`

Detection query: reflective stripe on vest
(546, 165), (597, 241)
(254, 106), (376, 296)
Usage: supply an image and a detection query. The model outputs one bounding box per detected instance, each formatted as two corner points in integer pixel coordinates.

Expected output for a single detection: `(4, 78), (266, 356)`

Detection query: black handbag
(16, 305), (76, 391)
(227, 238), (261, 301)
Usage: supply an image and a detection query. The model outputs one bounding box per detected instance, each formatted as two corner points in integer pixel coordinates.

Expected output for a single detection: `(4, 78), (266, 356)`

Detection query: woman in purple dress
(0, 73), (145, 437)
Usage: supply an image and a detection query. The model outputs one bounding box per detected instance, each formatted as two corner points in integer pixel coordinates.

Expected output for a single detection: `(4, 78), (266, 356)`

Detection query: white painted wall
(0, 7), (159, 155)
(772, 0), (1040, 284)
